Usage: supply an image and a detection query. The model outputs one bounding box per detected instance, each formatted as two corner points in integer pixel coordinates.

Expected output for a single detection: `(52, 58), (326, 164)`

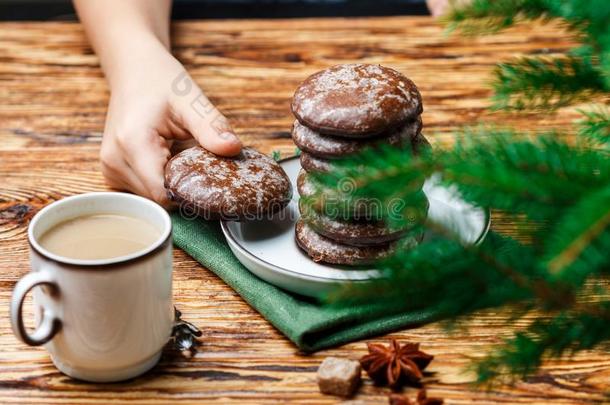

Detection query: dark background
(0, 0), (429, 20)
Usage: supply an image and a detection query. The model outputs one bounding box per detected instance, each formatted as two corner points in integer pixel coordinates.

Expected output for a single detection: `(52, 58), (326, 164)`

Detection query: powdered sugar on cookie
(291, 64), (422, 136)
(292, 117), (422, 159)
(165, 147), (292, 220)
(295, 220), (403, 265)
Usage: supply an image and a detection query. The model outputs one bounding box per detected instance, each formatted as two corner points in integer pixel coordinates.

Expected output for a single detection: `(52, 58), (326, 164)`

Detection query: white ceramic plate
(221, 157), (490, 298)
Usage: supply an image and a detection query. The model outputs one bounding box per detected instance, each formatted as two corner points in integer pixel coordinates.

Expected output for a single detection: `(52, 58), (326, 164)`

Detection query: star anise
(360, 339), (433, 388)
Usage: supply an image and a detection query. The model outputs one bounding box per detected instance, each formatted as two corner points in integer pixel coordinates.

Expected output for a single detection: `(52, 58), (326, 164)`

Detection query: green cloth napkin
(171, 213), (441, 352)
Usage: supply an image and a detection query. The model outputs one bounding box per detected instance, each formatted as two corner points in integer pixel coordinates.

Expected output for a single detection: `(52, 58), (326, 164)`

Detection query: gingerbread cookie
(300, 152), (333, 173)
(299, 202), (412, 246)
(297, 169), (427, 220)
(292, 117), (422, 159)
(295, 220), (420, 265)
(300, 132), (431, 174)
(296, 169), (379, 219)
(291, 64), (422, 137)
(411, 132), (431, 155)
(165, 146), (292, 220)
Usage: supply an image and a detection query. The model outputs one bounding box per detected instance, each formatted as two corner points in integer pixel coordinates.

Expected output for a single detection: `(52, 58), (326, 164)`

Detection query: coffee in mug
(38, 214), (160, 260)
(10, 192), (173, 382)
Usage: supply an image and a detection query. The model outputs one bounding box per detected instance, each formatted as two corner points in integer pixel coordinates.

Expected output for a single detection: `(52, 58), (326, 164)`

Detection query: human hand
(100, 40), (242, 207)
(426, 0), (470, 17)
(427, 0), (448, 16)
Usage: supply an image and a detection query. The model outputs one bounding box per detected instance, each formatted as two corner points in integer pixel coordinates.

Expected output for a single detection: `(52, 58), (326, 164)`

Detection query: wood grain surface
(1, 17), (608, 404)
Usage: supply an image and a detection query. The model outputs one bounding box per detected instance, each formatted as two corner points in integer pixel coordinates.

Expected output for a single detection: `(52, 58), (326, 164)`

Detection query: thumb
(174, 90), (242, 157)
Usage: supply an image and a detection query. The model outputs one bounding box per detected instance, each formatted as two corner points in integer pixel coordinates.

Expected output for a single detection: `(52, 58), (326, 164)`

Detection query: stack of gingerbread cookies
(291, 63), (429, 266)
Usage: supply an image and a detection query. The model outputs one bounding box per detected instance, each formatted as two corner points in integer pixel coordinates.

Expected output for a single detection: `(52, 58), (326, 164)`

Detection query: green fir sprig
(491, 56), (606, 110)
(446, 0), (610, 110)
(578, 106), (610, 146)
(318, 0), (610, 383)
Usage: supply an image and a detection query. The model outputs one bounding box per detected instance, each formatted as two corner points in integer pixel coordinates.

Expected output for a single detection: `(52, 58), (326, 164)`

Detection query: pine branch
(476, 306), (610, 383)
(334, 233), (537, 315)
(323, 0), (610, 384)
(445, 0), (608, 40)
(440, 132), (609, 222)
(491, 57), (606, 110)
(547, 0), (610, 79)
(578, 106), (610, 146)
(545, 185), (610, 280)
(313, 129), (610, 225)
(444, 0), (552, 35)
(307, 145), (432, 220)
(446, 0), (610, 109)
(323, 130), (610, 381)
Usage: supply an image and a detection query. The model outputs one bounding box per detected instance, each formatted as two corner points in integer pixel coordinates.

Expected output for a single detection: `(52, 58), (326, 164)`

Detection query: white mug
(10, 192), (174, 382)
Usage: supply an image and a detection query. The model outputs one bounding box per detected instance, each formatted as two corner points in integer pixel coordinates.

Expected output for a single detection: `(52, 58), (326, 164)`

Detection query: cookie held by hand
(165, 146), (292, 220)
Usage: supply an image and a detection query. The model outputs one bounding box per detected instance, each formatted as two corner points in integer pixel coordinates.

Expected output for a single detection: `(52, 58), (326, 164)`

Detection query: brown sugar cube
(317, 357), (362, 397)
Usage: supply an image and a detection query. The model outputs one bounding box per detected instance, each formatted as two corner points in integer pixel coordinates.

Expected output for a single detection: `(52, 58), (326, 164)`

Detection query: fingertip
(202, 132), (243, 157)
(219, 134), (243, 156)
(220, 145), (243, 157)
(157, 196), (175, 210)
(150, 187), (173, 209)
(209, 143), (243, 157)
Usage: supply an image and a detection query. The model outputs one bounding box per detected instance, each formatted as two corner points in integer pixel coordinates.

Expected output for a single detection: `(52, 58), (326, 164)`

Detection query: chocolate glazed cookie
(295, 220), (421, 265)
(291, 64), (423, 137)
(412, 132), (432, 154)
(292, 117), (422, 159)
(297, 168), (428, 221)
(296, 169), (381, 219)
(299, 132), (431, 175)
(300, 152), (333, 173)
(300, 132), (431, 173)
(299, 201), (414, 246)
(165, 146), (292, 220)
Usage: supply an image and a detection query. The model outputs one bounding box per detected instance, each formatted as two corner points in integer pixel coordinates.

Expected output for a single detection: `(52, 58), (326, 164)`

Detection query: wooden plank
(0, 17), (607, 404)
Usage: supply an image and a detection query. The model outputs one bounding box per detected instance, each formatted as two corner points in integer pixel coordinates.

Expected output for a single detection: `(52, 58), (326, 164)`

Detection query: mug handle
(10, 270), (62, 346)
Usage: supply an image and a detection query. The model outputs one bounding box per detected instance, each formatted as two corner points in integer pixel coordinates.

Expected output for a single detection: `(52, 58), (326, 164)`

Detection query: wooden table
(1, 16), (608, 404)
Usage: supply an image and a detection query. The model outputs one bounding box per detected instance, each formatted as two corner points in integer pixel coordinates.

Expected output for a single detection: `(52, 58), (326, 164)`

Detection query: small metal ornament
(171, 307), (202, 358)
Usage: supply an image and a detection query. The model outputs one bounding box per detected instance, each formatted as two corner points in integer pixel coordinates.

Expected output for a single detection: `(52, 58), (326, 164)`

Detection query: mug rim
(28, 192), (172, 268)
